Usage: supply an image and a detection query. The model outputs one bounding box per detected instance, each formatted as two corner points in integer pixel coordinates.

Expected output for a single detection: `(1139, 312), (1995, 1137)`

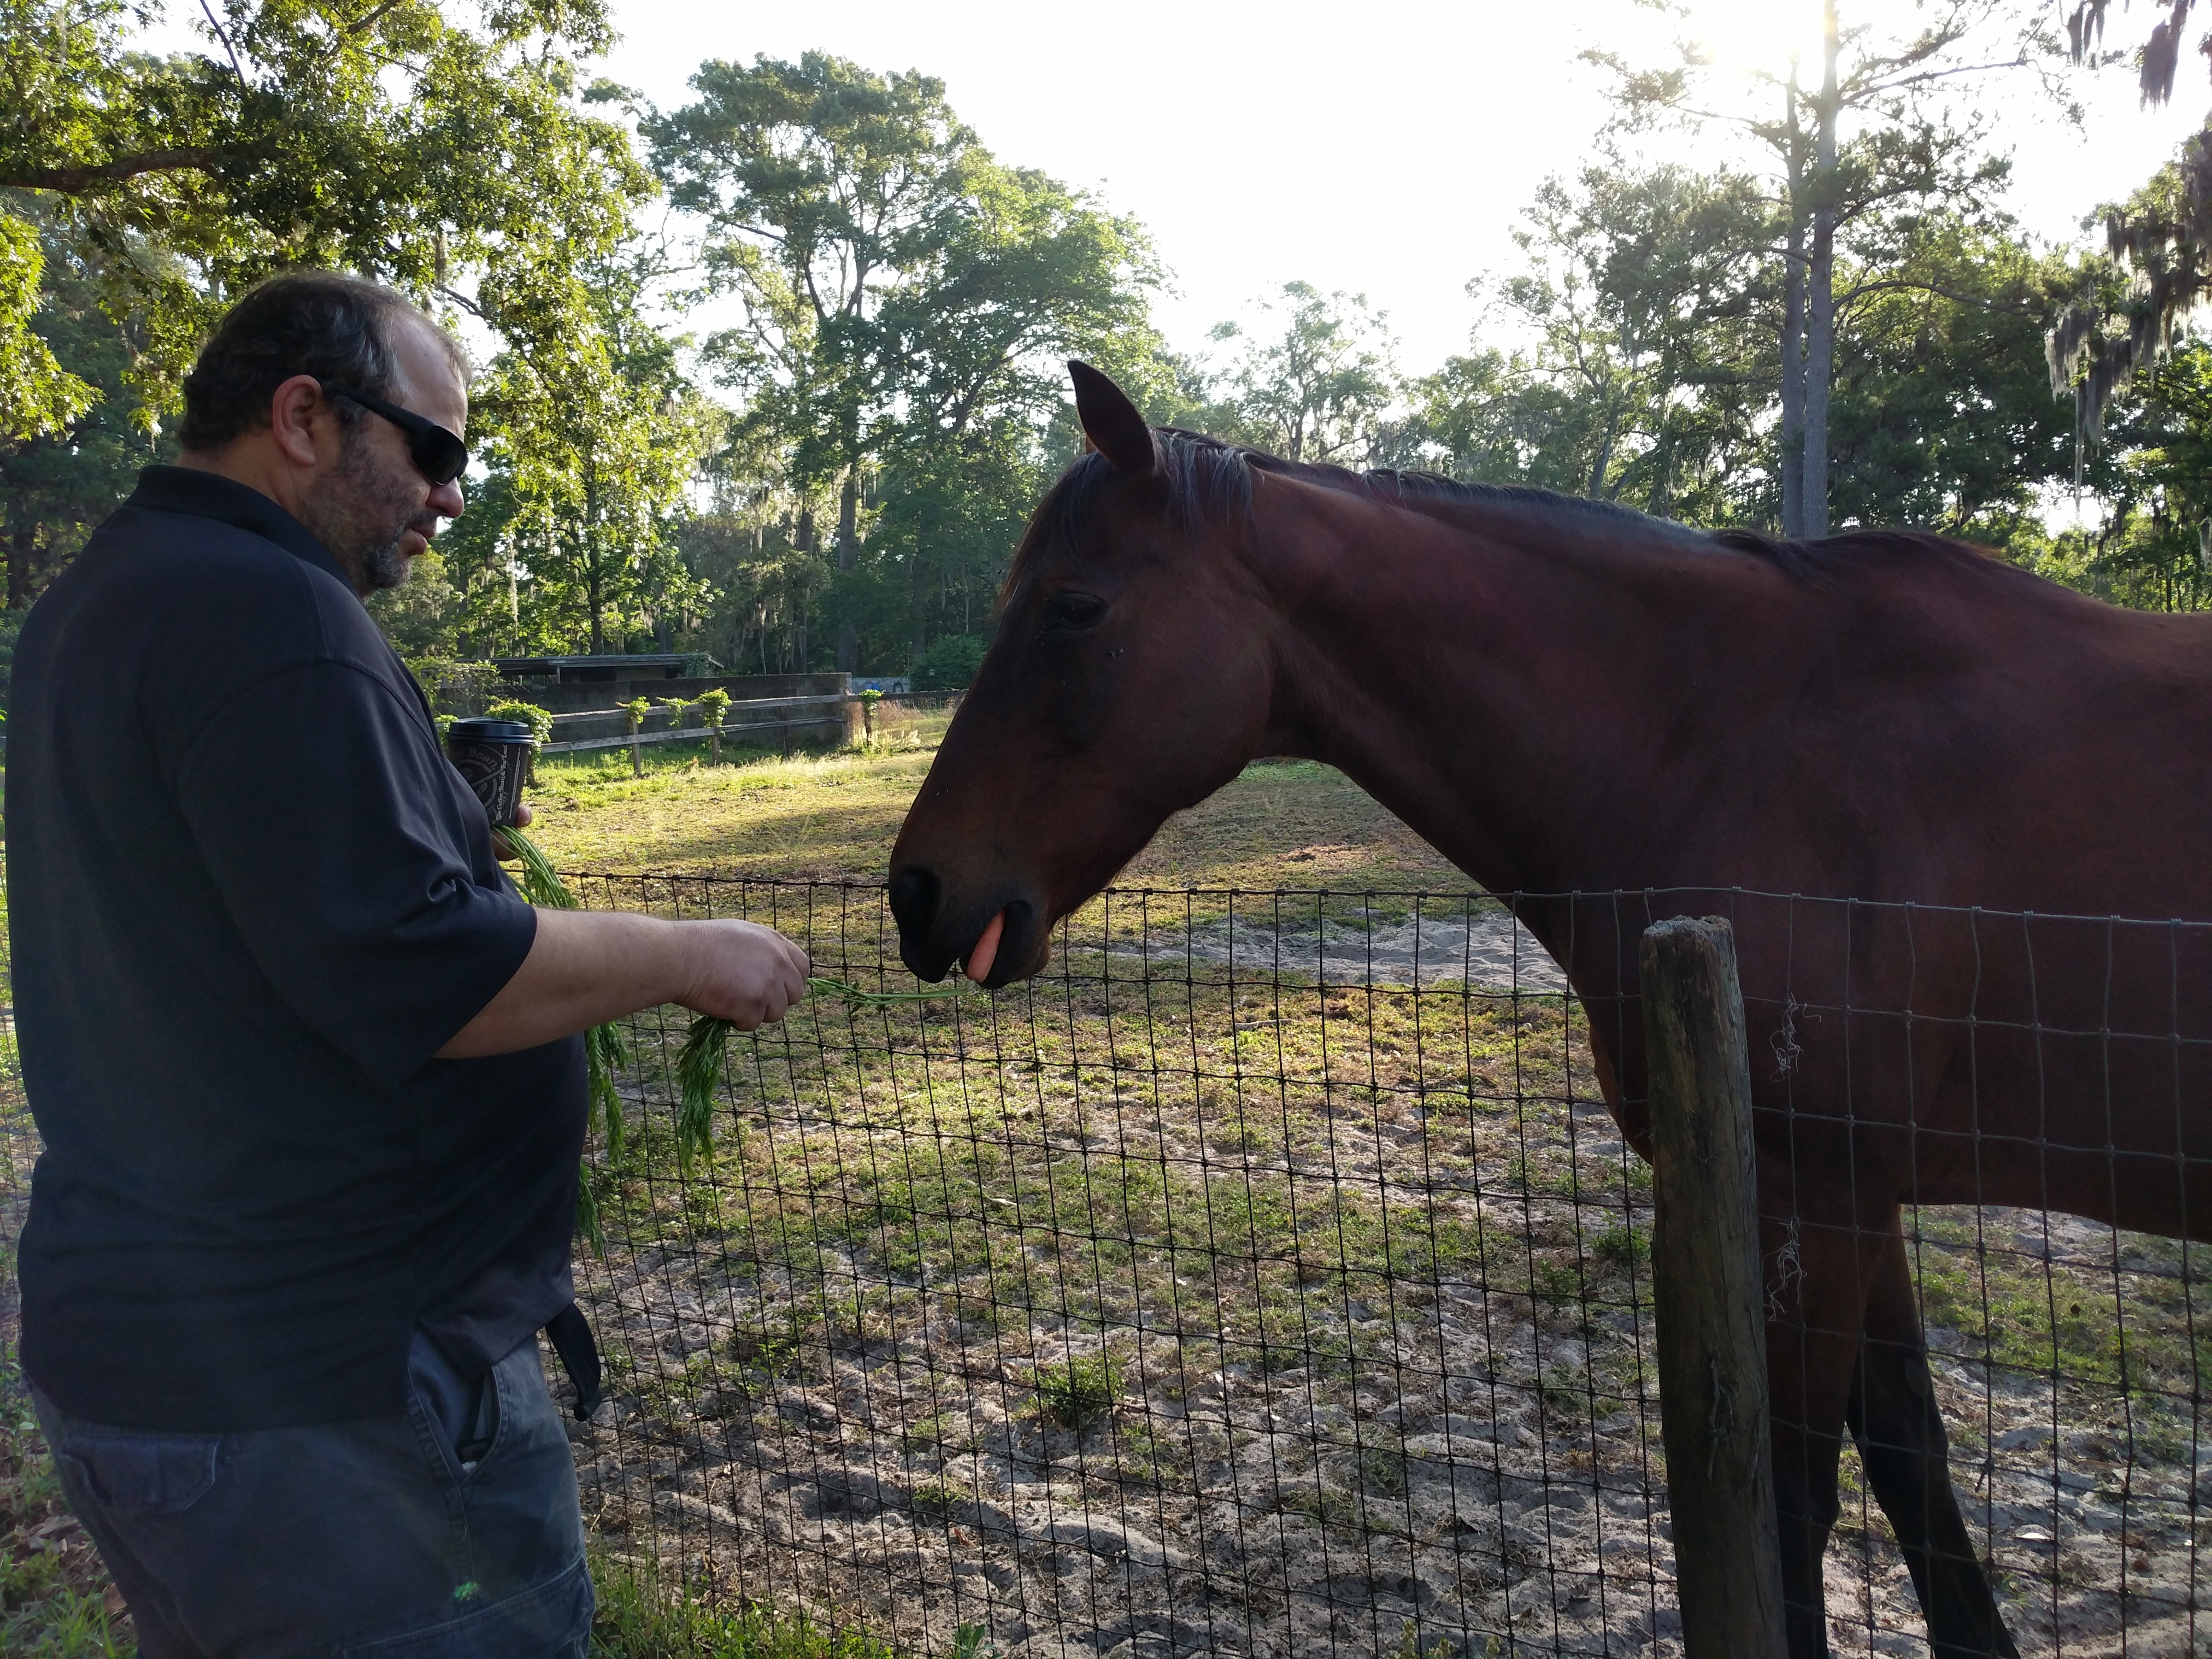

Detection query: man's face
(298, 316), (468, 597)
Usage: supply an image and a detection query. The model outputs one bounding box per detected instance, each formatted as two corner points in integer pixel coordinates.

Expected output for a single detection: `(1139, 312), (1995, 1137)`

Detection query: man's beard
(356, 523), (415, 593)
(299, 429), (436, 595)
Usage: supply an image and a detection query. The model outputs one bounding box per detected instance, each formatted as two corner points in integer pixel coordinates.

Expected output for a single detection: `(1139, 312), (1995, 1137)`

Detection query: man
(5, 271), (810, 1654)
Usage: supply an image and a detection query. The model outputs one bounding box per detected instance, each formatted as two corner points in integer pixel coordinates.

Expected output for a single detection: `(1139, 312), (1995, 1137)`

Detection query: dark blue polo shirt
(6, 466), (586, 1431)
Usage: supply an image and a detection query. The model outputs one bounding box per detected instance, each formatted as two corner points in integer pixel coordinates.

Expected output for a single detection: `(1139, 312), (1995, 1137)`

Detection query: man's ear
(1069, 361), (1154, 474)
(266, 374), (331, 469)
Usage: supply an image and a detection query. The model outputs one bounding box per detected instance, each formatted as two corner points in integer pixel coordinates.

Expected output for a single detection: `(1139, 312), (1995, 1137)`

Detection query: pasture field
(522, 707), (1462, 896)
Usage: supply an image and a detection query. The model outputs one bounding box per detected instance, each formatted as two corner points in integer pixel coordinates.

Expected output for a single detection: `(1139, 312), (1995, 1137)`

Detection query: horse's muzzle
(888, 863), (1039, 986)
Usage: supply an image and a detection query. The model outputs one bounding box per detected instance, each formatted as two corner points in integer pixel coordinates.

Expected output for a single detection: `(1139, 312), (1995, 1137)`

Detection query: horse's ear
(1069, 360), (1154, 475)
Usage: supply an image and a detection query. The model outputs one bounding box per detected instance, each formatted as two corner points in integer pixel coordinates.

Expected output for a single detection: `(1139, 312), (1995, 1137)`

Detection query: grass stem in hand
(499, 828), (630, 1206)
(674, 1015), (728, 1173)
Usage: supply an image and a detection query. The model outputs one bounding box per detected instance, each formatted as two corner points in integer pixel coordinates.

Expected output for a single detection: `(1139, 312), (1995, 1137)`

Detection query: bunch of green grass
(1033, 1353), (1119, 1434)
(672, 975), (970, 1172)
(513, 827), (972, 1178)
(503, 828), (628, 1252)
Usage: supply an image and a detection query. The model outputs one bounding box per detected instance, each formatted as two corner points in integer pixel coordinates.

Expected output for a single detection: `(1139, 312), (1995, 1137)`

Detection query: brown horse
(887, 362), (2212, 1658)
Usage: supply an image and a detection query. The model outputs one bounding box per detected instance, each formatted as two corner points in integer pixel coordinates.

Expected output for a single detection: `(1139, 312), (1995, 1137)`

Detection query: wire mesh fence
(0, 874), (2208, 1657)
(550, 878), (2212, 1659)
(563, 875), (1656, 1659)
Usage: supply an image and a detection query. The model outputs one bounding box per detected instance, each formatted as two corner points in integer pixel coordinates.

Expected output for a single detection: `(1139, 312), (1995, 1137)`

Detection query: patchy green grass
(1032, 1354), (1119, 1435)
(524, 705), (1462, 895)
(1909, 1207), (2212, 1462)
(590, 1562), (907, 1658)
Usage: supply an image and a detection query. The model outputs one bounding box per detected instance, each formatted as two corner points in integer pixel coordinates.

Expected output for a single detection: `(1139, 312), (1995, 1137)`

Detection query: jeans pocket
(55, 1428), (222, 1516)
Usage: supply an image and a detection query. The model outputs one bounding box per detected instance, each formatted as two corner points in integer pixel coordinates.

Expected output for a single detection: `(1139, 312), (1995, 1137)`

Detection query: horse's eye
(1044, 592), (1107, 630)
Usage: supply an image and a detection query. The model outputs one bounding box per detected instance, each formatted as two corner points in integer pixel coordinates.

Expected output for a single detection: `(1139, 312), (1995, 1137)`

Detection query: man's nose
(430, 479), (466, 520)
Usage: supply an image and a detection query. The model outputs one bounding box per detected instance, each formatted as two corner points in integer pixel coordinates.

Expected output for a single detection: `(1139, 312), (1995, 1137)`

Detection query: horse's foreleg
(1849, 1227), (2019, 1659)
(1766, 1212), (1863, 1659)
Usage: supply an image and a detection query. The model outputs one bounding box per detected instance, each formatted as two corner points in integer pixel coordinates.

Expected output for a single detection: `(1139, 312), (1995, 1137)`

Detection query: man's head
(179, 273), (472, 597)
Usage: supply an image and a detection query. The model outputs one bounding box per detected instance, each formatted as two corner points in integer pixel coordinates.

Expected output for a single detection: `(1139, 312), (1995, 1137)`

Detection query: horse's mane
(1007, 426), (1998, 597)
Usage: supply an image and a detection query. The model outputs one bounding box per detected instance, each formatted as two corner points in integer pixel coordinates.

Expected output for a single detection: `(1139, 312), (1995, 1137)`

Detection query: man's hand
(491, 802), (534, 861)
(678, 919), (811, 1030)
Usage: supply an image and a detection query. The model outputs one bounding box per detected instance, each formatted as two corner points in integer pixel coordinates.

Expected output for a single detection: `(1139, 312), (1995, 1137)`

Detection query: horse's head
(887, 362), (1278, 984)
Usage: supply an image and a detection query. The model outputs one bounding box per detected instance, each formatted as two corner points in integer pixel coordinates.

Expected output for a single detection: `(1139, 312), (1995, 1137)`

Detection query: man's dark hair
(178, 272), (469, 453)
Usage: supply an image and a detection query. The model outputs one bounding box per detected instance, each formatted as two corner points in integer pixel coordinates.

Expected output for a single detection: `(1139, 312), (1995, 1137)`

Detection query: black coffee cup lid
(447, 718), (536, 743)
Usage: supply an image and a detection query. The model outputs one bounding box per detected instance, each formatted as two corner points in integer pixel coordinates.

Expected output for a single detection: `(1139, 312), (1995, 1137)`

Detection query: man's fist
(678, 920), (811, 1030)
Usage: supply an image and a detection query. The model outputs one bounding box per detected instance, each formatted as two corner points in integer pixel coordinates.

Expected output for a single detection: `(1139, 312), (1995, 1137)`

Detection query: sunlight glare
(1686, 0), (1829, 83)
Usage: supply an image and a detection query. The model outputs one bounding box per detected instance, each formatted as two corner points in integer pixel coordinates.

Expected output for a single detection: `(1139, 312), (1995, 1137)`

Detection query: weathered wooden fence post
(1640, 915), (1789, 1659)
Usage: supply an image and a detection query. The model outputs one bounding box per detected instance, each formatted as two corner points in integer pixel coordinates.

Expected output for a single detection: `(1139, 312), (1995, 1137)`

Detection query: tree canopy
(5, 1), (2210, 707)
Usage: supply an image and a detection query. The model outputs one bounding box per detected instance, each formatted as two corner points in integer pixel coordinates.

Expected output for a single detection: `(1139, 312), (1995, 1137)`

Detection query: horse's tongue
(964, 909), (1005, 984)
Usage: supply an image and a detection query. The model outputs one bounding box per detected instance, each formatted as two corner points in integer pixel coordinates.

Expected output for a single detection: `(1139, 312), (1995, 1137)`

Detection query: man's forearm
(437, 909), (700, 1059)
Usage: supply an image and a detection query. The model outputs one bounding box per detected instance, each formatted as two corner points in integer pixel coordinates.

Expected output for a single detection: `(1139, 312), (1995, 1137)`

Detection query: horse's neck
(1250, 479), (1774, 899)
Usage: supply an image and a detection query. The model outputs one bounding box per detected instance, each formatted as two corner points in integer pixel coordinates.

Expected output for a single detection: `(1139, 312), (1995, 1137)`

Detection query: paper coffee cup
(445, 718), (537, 827)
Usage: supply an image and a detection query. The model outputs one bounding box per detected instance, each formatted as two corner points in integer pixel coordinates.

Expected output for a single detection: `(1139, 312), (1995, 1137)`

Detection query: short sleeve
(173, 660), (538, 1087)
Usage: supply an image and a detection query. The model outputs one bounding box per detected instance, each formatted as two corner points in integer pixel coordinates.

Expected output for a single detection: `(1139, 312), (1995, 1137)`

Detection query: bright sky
(136, 2), (2212, 372)
(589, 0), (2212, 372)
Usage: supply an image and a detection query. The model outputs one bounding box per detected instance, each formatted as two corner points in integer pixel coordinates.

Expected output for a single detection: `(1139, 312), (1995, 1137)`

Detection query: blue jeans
(31, 1334), (592, 1658)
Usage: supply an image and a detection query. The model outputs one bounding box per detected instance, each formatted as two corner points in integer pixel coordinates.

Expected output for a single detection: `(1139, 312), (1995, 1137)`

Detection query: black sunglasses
(319, 382), (469, 486)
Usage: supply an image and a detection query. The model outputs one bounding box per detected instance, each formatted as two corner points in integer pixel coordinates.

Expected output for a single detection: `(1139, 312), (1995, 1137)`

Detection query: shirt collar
(126, 465), (354, 590)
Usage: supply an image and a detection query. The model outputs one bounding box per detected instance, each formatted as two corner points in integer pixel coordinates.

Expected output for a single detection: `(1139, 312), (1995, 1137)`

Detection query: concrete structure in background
(491, 653), (717, 684)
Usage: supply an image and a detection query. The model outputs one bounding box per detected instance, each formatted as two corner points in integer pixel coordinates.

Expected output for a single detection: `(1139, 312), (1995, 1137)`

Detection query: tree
(1409, 163), (2082, 540)
(2066, 0), (2211, 105)
(1402, 164), (1775, 523)
(647, 52), (968, 668)
(1591, 0), (2067, 534)
(1403, 346), (1596, 493)
(2, 1), (647, 413)
(0, 205), (93, 443)
(647, 52), (1163, 672)
(1, 210), (159, 608)
(2045, 125), (2212, 457)
(451, 237), (716, 657)
(2021, 334), (2212, 611)
(1202, 283), (1398, 466)
(1824, 211), (2085, 534)
(1493, 166), (1774, 518)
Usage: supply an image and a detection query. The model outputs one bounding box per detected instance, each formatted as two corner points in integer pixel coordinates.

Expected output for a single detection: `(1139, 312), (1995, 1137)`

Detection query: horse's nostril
(889, 864), (941, 937)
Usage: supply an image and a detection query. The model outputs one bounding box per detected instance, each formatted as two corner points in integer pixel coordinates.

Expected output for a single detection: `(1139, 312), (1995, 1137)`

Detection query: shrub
(484, 698), (553, 744)
(910, 634), (987, 692)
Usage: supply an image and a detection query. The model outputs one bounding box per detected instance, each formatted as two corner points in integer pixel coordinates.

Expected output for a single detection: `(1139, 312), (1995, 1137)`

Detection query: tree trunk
(1801, 0), (1840, 540)
(1589, 403), (1622, 500)
(7, 519), (33, 611)
(910, 550), (928, 670)
(835, 467), (861, 672)
(1778, 77), (1809, 540)
(587, 544), (604, 656)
